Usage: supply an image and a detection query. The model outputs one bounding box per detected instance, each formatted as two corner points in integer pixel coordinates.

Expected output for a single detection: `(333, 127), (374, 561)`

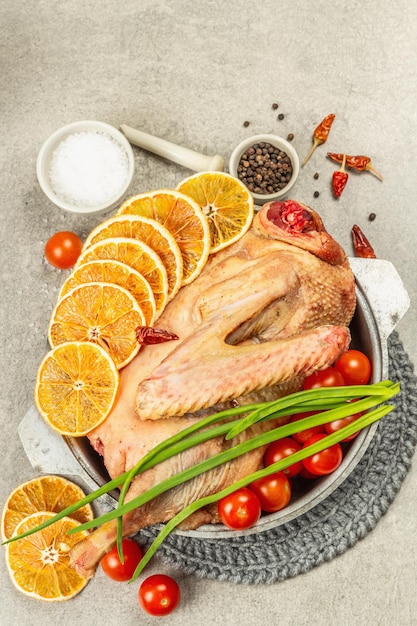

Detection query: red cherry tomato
(44, 231), (83, 269)
(290, 411), (326, 444)
(263, 437), (303, 477)
(324, 403), (364, 442)
(138, 574), (180, 616)
(100, 539), (143, 582)
(249, 472), (292, 513)
(302, 434), (343, 476)
(218, 487), (261, 530)
(334, 349), (372, 385)
(299, 466), (319, 480)
(303, 366), (345, 390)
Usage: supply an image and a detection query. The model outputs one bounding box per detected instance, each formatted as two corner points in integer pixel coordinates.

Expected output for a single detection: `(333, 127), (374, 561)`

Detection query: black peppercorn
(243, 121), (250, 127)
(287, 133), (294, 141)
(236, 142), (293, 196)
(272, 103), (279, 110)
(313, 172), (319, 180)
(278, 113), (284, 120)
(313, 191), (320, 198)
(368, 212), (376, 221)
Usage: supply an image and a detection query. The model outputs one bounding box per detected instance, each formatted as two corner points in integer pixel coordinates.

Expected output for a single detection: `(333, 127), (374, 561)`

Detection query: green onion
(69, 381), (398, 535)
(2, 381), (398, 557)
(225, 381), (395, 439)
(112, 384), (392, 559)
(111, 380), (399, 554)
(130, 403), (393, 580)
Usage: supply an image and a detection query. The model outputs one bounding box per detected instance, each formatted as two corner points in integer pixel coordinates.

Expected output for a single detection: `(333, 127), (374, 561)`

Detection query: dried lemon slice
(48, 282), (146, 369)
(5, 512), (89, 601)
(75, 238), (168, 315)
(117, 189), (210, 285)
(1, 475), (93, 541)
(82, 215), (183, 300)
(176, 171), (254, 253)
(35, 341), (119, 436)
(59, 259), (156, 326)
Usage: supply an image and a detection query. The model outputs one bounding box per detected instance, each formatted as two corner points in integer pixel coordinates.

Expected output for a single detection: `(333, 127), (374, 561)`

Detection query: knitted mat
(138, 332), (417, 584)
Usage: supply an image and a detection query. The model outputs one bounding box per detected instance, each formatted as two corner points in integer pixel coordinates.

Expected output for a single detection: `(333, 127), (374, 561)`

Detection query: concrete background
(1, 1), (416, 624)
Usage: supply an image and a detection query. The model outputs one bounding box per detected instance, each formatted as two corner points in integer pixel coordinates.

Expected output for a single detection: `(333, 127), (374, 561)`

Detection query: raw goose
(70, 200), (356, 578)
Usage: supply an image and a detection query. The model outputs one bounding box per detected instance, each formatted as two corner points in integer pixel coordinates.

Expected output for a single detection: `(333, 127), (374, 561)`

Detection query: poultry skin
(70, 200), (356, 578)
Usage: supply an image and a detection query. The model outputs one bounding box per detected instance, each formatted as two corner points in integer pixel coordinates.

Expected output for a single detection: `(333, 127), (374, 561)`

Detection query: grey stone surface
(1, 1), (416, 625)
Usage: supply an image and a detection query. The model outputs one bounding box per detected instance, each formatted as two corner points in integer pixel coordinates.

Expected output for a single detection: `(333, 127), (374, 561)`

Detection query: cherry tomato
(302, 434), (343, 476)
(249, 472), (291, 513)
(303, 366), (345, 390)
(334, 349), (372, 385)
(218, 487), (261, 530)
(290, 411), (326, 444)
(138, 574), (180, 616)
(324, 405), (364, 442)
(264, 437), (303, 477)
(100, 539), (143, 582)
(299, 466), (318, 480)
(44, 231), (83, 269)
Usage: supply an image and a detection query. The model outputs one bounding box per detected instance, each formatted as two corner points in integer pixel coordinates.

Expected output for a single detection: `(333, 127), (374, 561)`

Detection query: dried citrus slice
(82, 215), (183, 300)
(176, 171), (255, 253)
(5, 512), (89, 601)
(59, 260), (156, 326)
(1, 475), (93, 541)
(35, 341), (119, 436)
(117, 189), (210, 285)
(48, 282), (146, 369)
(75, 238), (168, 315)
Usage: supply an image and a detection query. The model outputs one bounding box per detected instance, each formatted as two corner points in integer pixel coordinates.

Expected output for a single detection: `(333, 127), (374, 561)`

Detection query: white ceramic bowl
(36, 120), (135, 215)
(229, 134), (299, 204)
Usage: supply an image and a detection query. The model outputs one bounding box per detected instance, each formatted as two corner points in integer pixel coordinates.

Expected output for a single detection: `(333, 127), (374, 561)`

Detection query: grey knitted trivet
(138, 332), (417, 584)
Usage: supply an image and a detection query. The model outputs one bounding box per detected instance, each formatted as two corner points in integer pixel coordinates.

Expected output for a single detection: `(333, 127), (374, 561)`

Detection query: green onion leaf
(129, 403), (394, 580)
(69, 382), (398, 535)
(3, 381), (399, 558)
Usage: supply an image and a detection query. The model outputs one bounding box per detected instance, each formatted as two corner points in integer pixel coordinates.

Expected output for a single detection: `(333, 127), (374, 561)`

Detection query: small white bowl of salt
(37, 120), (135, 215)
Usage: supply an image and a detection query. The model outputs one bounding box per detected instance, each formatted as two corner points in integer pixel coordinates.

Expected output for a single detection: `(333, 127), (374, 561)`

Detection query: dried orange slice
(1, 475), (93, 541)
(59, 260), (156, 326)
(5, 512), (89, 601)
(48, 282), (146, 369)
(117, 189), (210, 285)
(176, 171), (254, 253)
(82, 215), (183, 300)
(35, 341), (119, 436)
(75, 238), (168, 315)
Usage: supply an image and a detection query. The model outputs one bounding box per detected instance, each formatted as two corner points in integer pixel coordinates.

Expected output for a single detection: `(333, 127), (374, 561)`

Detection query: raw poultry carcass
(70, 200), (356, 578)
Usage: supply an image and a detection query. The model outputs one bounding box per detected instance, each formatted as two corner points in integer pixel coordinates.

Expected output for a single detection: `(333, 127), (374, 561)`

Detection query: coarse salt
(49, 131), (130, 208)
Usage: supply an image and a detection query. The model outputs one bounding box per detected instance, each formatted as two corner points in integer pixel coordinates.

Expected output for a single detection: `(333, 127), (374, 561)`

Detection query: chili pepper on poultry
(302, 113), (335, 166)
(351, 224), (377, 258)
(136, 326), (179, 345)
(327, 153), (383, 181)
(332, 154), (349, 197)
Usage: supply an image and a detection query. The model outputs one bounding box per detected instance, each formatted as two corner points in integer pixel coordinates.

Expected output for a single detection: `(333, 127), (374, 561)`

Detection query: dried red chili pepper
(351, 224), (377, 258)
(332, 154), (349, 197)
(302, 113), (335, 166)
(327, 153), (383, 181)
(136, 326), (179, 345)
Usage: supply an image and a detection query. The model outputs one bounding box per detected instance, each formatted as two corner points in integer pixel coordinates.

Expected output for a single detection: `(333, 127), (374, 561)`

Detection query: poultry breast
(70, 200), (356, 578)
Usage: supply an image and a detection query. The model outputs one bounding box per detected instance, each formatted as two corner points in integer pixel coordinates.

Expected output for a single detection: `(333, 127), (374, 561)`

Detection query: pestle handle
(120, 124), (224, 172)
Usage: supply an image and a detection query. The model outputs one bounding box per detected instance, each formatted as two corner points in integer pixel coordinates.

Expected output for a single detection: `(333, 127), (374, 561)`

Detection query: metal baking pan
(18, 258), (410, 534)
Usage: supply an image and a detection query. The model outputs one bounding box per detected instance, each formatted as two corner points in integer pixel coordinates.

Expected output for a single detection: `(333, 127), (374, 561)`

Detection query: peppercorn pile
(236, 142), (293, 195)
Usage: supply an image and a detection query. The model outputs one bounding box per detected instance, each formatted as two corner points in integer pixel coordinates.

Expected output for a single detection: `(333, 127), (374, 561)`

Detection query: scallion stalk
(69, 382), (398, 535)
(225, 381), (394, 439)
(116, 382), (394, 516)
(2, 381), (398, 551)
(129, 403), (393, 580)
